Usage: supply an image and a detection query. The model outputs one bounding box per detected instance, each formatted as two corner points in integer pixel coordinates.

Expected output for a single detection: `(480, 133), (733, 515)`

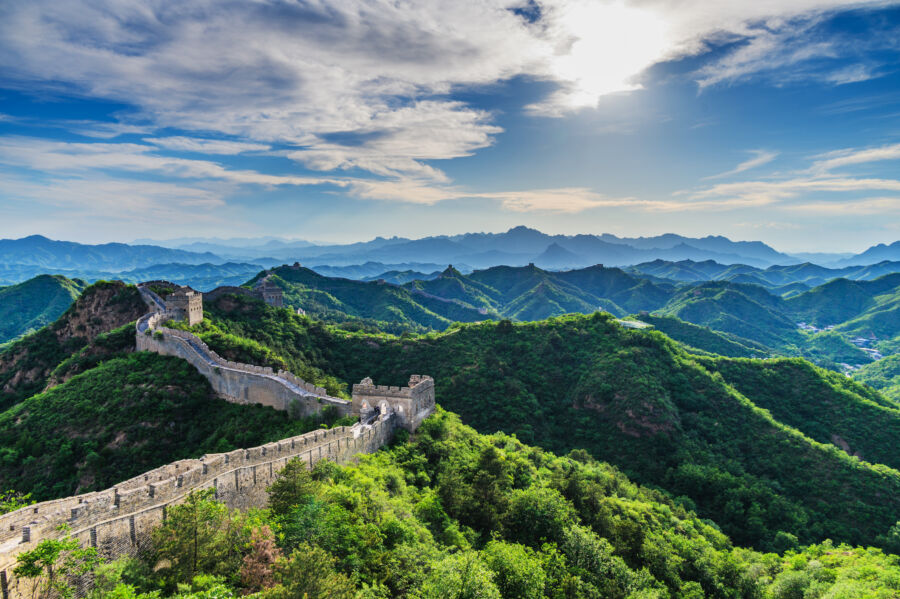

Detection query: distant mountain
(0, 235), (223, 270)
(244, 265), (494, 334)
(115, 262), (264, 290)
(0, 275), (87, 344)
(839, 241), (900, 266)
(361, 270), (439, 285)
(789, 251), (854, 264)
(657, 281), (800, 348)
(628, 258), (900, 291)
(252, 260), (900, 369)
(533, 242), (584, 269)
(220, 226), (803, 268)
(309, 261), (450, 280)
(599, 232), (795, 264)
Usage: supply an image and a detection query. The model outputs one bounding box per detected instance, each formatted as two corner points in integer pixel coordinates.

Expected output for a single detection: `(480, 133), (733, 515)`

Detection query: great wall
(0, 280), (435, 599)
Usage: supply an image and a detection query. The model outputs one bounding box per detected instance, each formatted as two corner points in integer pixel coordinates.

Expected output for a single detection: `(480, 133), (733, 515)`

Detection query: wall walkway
(0, 414), (396, 599)
(135, 287), (351, 418)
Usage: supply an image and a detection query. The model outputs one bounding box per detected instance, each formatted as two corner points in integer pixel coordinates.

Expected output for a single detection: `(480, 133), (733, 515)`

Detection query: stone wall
(135, 314), (350, 418)
(0, 415), (397, 599)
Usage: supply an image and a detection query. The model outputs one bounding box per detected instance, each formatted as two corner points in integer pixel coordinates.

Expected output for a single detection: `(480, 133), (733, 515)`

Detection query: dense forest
(15, 411), (900, 598)
(192, 295), (900, 552)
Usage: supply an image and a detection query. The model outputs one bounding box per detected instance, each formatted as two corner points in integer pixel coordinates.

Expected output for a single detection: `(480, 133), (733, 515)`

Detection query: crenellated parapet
(0, 415), (397, 599)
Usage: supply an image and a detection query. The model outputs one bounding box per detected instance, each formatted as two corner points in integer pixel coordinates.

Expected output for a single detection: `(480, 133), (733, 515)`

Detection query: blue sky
(1, 1), (900, 252)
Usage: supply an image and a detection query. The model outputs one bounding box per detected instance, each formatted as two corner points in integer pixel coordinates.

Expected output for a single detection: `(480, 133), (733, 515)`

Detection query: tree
(150, 489), (245, 590)
(261, 545), (355, 599)
(13, 525), (102, 599)
(240, 526), (281, 593)
(267, 458), (318, 516)
(0, 489), (34, 515)
(482, 540), (546, 599)
(502, 487), (575, 547)
(415, 551), (501, 599)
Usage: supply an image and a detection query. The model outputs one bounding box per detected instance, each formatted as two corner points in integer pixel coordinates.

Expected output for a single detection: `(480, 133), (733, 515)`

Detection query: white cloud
(145, 137), (270, 155)
(809, 142), (900, 173)
(0, 137), (336, 187)
(784, 196), (900, 214)
(703, 150), (779, 180)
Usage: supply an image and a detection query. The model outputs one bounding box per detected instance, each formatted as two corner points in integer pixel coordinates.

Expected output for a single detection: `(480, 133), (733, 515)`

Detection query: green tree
(261, 545), (355, 599)
(503, 487), (575, 547)
(13, 525), (102, 599)
(267, 458), (318, 516)
(415, 552), (501, 599)
(150, 490), (246, 590)
(0, 489), (33, 514)
(482, 540), (546, 599)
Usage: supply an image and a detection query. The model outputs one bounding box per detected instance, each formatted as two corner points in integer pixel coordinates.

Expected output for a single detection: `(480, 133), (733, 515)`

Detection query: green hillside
(246, 264), (900, 371)
(636, 314), (768, 358)
(0, 275), (86, 344)
(195, 299), (900, 551)
(0, 280), (146, 409)
(703, 357), (900, 468)
(785, 273), (900, 327)
(249, 265), (492, 334)
(855, 354), (900, 402)
(76, 410), (900, 599)
(656, 282), (800, 349)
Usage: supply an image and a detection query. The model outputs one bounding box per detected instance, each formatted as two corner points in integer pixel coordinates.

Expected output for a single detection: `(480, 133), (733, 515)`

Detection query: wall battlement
(0, 417), (397, 599)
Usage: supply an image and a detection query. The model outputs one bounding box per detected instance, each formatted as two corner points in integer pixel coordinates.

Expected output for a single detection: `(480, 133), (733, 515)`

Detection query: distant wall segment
(135, 285), (352, 418)
(136, 313), (350, 418)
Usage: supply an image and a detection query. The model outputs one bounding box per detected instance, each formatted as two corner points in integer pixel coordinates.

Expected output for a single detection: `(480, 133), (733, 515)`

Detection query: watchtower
(253, 277), (284, 308)
(351, 375), (435, 431)
(165, 287), (203, 326)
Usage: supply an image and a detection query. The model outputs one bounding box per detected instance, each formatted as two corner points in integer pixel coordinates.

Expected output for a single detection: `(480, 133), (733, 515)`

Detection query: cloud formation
(0, 0), (890, 182)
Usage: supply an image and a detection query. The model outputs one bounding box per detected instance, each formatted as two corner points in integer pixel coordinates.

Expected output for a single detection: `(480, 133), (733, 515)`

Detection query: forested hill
(0, 275), (86, 344)
(192, 295), (900, 552)
(0, 280), (146, 408)
(249, 263), (900, 374)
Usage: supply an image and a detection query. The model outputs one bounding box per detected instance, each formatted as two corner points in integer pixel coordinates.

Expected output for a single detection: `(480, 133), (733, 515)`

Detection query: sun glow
(544, 0), (671, 109)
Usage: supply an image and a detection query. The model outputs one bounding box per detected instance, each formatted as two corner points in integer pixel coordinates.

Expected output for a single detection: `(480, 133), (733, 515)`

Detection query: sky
(1, 1), (900, 252)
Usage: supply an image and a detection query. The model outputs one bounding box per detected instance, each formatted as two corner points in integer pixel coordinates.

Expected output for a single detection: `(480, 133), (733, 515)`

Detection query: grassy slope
(0, 352), (346, 501)
(0, 274), (86, 344)
(199, 301), (900, 551)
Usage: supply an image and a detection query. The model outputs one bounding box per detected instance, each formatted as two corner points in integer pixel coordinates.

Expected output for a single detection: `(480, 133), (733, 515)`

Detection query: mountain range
(136, 226), (900, 268)
(3, 230), (900, 288)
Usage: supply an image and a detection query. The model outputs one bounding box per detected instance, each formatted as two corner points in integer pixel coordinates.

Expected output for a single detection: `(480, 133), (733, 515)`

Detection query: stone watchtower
(253, 277), (284, 308)
(165, 287), (203, 326)
(351, 375), (435, 431)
